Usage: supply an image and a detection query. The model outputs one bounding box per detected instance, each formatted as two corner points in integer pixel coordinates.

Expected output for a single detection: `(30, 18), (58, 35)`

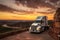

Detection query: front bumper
(29, 29), (41, 33)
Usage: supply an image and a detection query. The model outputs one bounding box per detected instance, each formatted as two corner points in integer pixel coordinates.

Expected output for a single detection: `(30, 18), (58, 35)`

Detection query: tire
(42, 27), (45, 31)
(45, 26), (49, 30)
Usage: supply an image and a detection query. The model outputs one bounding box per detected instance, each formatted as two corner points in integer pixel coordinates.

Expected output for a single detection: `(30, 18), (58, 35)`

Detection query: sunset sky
(0, 0), (59, 20)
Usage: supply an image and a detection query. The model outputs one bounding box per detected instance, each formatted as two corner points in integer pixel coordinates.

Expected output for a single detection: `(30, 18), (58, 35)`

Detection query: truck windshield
(35, 20), (43, 24)
(35, 20), (41, 23)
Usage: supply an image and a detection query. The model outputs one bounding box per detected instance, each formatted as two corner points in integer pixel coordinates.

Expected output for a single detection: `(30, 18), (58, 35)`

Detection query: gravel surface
(0, 31), (54, 40)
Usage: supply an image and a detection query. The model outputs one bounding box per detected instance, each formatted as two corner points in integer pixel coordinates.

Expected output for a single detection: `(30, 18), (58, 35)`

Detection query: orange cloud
(0, 12), (54, 20)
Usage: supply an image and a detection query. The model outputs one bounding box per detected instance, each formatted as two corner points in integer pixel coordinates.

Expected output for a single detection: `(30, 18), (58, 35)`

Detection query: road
(0, 31), (54, 40)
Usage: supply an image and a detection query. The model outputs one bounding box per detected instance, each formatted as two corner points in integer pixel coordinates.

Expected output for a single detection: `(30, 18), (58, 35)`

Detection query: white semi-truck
(29, 16), (49, 33)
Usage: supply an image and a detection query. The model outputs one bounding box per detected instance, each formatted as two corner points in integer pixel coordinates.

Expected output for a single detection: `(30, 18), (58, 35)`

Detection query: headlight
(36, 26), (41, 30)
(29, 27), (31, 30)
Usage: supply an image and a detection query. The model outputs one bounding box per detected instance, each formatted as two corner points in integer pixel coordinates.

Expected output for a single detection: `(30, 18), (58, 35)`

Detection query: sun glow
(0, 11), (54, 20)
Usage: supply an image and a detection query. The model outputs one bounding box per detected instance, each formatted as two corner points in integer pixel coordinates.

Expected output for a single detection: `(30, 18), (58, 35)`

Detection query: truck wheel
(42, 27), (45, 31)
(45, 26), (49, 30)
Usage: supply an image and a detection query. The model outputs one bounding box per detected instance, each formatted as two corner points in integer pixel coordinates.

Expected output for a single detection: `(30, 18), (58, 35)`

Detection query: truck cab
(29, 16), (48, 33)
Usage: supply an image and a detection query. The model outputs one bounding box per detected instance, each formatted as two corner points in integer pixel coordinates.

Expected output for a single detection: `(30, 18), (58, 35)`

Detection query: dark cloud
(0, 0), (59, 12)
(50, 0), (59, 3)
(15, 0), (59, 8)
(0, 4), (15, 12)
(15, 0), (43, 8)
